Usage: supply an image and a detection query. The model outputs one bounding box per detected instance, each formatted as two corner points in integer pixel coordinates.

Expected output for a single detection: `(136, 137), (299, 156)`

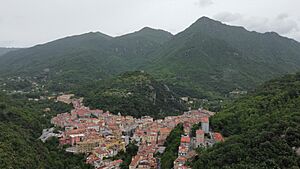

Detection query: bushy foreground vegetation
(80, 71), (187, 119)
(160, 124), (184, 169)
(0, 93), (92, 169)
(191, 73), (300, 169)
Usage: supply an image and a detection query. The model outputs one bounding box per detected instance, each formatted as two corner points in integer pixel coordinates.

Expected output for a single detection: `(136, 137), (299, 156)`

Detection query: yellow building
(76, 138), (103, 153)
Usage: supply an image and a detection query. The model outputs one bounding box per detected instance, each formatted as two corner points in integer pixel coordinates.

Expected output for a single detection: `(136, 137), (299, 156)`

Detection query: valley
(0, 16), (299, 169)
(45, 94), (220, 169)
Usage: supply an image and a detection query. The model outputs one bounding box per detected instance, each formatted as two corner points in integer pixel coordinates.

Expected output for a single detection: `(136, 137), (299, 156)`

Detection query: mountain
(79, 71), (186, 118)
(0, 47), (20, 56)
(119, 27), (173, 44)
(0, 32), (114, 81)
(144, 17), (300, 98)
(1, 17), (300, 99)
(0, 29), (173, 90)
(109, 27), (173, 68)
(191, 73), (300, 168)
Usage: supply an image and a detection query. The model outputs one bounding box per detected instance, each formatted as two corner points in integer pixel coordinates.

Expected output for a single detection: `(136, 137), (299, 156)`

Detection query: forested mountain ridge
(1, 17), (300, 99)
(78, 71), (186, 118)
(144, 17), (300, 98)
(0, 28), (173, 91)
(191, 73), (300, 168)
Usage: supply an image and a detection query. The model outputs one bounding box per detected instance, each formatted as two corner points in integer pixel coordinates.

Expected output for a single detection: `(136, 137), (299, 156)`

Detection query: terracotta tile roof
(214, 132), (224, 142)
(201, 116), (209, 123)
(130, 155), (141, 167)
(175, 156), (187, 162)
(178, 145), (188, 152)
(181, 136), (191, 143)
(196, 129), (204, 135)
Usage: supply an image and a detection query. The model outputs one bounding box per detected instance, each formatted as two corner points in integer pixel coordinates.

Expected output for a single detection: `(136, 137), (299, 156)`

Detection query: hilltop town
(41, 94), (224, 169)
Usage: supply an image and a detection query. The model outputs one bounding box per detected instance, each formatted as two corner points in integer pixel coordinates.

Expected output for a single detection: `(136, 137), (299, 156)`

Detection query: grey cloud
(257, 14), (299, 35)
(194, 0), (213, 7)
(243, 17), (269, 32)
(1, 0), (300, 46)
(0, 41), (14, 47)
(214, 12), (243, 22)
(215, 12), (299, 36)
(213, 11), (300, 41)
(293, 33), (300, 41)
(275, 20), (299, 34)
(277, 13), (289, 20)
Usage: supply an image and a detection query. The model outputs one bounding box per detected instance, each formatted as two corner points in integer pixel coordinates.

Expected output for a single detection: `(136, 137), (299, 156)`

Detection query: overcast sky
(1, 0), (300, 47)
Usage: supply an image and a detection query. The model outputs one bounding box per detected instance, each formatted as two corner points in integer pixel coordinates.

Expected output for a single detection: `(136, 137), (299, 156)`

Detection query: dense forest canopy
(160, 124), (184, 169)
(191, 73), (300, 169)
(0, 93), (92, 169)
(80, 71), (187, 118)
(1, 17), (300, 100)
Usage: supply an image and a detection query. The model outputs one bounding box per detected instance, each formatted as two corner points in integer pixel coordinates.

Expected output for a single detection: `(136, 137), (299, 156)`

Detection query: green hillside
(145, 17), (300, 98)
(191, 73), (300, 168)
(1, 17), (300, 100)
(0, 29), (173, 91)
(79, 71), (187, 118)
(0, 93), (92, 169)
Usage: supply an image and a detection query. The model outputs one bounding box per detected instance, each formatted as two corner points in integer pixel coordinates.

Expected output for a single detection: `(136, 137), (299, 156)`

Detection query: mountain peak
(138, 27), (173, 36)
(81, 31), (112, 40)
(184, 16), (247, 35)
(139, 27), (157, 32)
(116, 27), (173, 44)
(198, 16), (215, 21)
(194, 16), (223, 26)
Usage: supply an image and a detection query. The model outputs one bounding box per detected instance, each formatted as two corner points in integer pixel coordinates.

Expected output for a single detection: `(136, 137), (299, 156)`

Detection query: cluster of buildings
(174, 125), (224, 169)
(48, 95), (224, 169)
(51, 99), (128, 169)
(129, 110), (215, 169)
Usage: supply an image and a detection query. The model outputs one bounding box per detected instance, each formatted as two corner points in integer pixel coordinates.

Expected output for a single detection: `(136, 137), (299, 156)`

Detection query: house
(195, 129), (205, 148)
(96, 159), (123, 169)
(174, 156), (187, 169)
(94, 148), (109, 160)
(86, 154), (100, 165)
(201, 117), (209, 133)
(213, 132), (224, 142)
(70, 133), (85, 146)
(180, 135), (191, 147)
(57, 94), (74, 104)
(178, 145), (188, 157)
(129, 155), (141, 169)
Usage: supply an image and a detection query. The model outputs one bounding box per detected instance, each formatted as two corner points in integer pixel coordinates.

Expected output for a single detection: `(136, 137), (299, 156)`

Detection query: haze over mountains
(0, 47), (20, 56)
(1, 17), (300, 98)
